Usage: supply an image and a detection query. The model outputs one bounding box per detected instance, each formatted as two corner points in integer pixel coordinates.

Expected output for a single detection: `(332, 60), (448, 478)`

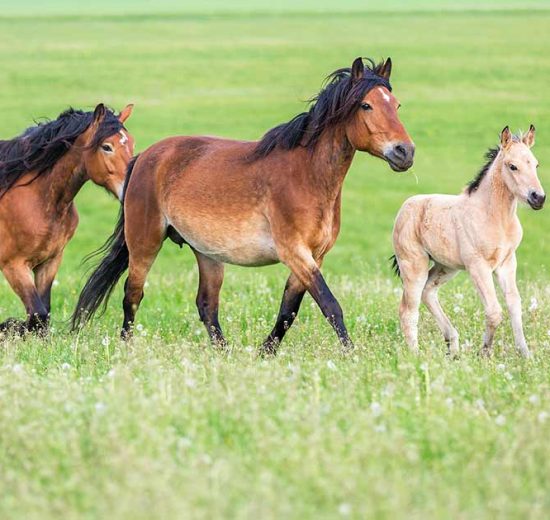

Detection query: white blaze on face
(378, 87), (391, 103)
(119, 130), (128, 146)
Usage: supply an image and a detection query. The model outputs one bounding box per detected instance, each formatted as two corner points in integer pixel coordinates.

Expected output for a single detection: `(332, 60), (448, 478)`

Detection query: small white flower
(374, 423), (387, 433)
(529, 297), (538, 312)
(326, 360), (336, 371)
(453, 305), (462, 313)
(61, 363), (71, 371)
(95, 402), (106, 413)
(496, 363), (506, 372)
(370, 402), (382, 417)
(475, 399), (485, 409)
(538, 411), (549, 424)
(455, 293), (464, 301)
(420, 362), (428, 372)
(529, 394), (540, 405)
(12, 364), (23, 374)
(504, 372), (513, 381)
(101, 336), (110, 347)
(52, 279), (59, 287)
(338, 503), (352, 516)
(136, 323), (143, 332)
(107, 369), (116, 378)
(185, 377), (196, 388)
(495, 414), (506, 426)
(144, 281), (150, 288)
(445, 397), (454, 408)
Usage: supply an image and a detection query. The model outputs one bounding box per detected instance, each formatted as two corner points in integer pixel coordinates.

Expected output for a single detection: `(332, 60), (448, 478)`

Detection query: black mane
(249, 59), (391, 161)
(0, 107), (124, 195)
(466, 146), (500, 195)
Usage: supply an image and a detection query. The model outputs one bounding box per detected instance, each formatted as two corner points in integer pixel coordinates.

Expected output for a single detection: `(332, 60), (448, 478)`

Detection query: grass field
(2, 1), (550, 518)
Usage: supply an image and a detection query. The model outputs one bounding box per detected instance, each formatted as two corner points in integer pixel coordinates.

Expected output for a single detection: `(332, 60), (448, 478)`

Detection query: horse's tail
(390, 254), (401, 279)
(71, 155), (139, 331)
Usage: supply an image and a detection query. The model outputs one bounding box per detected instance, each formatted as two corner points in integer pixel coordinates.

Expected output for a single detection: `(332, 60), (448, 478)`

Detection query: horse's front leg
(261, 273), (306, 356)
(278, 246), (352, 351)
(468, 262), (502, 356)
(496, 254), (530, 358)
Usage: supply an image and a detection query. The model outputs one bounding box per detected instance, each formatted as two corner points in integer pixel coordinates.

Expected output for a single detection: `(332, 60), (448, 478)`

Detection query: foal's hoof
(259, 339), (279, 358)
(478, 346), (492, 358)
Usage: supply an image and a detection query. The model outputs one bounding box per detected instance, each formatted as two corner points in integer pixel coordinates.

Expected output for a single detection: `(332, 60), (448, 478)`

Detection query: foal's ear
(378, 57), (392, 80)
(522, 124), (536, 148)
(118, 103), (134, 124)
(500, 126), (512, 149)
(351, 57), (364, 81)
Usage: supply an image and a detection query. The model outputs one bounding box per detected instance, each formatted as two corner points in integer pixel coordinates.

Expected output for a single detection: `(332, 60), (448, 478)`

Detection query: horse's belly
(170, 216), (279, 267)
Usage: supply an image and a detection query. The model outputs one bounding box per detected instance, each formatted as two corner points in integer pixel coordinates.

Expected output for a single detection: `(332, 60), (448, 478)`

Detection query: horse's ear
(500, 126), (512, 149)
(92, 103), (106, 125)
(351, 57), (364, 81)
(118, 103), (134, 124)
(378, 57), (392, 80)
(522, 124), (535, 148)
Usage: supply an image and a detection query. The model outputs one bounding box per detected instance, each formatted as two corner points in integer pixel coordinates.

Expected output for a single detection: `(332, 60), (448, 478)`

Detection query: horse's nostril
(394, 145), (406, 158)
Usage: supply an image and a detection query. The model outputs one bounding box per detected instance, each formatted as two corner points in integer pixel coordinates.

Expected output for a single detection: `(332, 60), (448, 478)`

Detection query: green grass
(1, 2), (550, 518)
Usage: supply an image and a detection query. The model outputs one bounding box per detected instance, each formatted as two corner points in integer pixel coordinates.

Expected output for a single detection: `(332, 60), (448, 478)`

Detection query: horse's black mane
(466, 147), (500, 195)
(0, 107), (123, 194)
(249, 59), (391, 161)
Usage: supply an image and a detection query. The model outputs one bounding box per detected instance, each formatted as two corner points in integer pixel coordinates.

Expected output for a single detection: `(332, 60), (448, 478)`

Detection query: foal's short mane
(248, 59), (392, 161)
(466, 133), (524, 195)
(0, 107), (124, 195)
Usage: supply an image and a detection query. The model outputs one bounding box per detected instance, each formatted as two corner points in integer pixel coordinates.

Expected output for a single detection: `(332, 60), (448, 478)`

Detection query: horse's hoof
(0, 318), (27, 336)
(478, 346), (492, 358)
(259, 339), (279, 358)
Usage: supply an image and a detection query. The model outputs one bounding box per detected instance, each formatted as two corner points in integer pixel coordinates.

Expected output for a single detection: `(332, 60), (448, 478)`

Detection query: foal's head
(500, 126), (545, 210)
(80, 103), (135, 200)
(344, 57), (415, 171)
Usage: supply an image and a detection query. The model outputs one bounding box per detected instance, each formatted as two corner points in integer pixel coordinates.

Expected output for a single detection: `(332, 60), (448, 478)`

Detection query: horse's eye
(361, 103), (372, 111)
(101, 144), (114, 153)
(509, 164), (518, 171)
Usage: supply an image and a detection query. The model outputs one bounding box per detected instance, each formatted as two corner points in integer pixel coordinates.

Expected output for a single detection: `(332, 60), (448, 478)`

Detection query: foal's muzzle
(384, 143), (415, 172)
(528, 190), (546, 210)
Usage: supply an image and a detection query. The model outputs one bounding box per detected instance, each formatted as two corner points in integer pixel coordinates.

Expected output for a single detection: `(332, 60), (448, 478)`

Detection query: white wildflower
(61, 363), (71, 371)
(529, 394), (540, 405)
(529, 297), (538, 312)
(326, 360), (336, 371)
(538, 411), (549, 424)
(95, 402), (106, 413)
(495, 414), (506, 426)
(136, 323), (144, 332)
(101, 336), (110, 347)
(338, 503), (352, 516)
(370, 402), (382, 417)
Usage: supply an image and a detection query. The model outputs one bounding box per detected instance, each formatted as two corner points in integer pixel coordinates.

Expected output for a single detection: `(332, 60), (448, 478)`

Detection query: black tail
(71, 156), (139, 331)
(390, 254), (401, 278)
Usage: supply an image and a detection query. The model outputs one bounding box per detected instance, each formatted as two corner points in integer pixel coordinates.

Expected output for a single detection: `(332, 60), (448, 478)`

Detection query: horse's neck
(477, 157), (517, 222)
(307, 127), (355, 199)
(40, 147), (87, 209)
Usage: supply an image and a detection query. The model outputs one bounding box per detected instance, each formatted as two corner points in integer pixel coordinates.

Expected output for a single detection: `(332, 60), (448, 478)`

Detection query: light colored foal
(393, 126), (545, 357)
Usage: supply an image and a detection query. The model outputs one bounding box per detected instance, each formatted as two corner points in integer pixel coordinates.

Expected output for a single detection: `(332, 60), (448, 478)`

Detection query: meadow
(1, 1), (550, 518)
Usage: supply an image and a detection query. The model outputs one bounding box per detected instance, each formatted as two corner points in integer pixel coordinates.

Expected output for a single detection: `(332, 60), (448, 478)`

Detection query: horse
(0, 103), (135, 335)
(71, 57), (414, 353)
(392, 126), (544, 358)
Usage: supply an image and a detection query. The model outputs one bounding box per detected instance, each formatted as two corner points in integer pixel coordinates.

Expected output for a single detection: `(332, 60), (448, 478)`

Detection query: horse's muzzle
(384, 143), (415, 172)
(528, 190), (546, 210)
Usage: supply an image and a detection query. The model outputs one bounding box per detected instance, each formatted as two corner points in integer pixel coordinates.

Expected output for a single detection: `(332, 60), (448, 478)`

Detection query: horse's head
(344, 57), (415, 172)
(80, 103), (135, 200)
(500, 125), (545, 210)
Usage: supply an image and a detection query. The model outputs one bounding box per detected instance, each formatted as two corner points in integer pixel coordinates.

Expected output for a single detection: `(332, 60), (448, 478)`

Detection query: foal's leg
(496, 254), (530, 358)
(193, 250), (227, 348)
(397, 254), (429, 353)
(261, 273), (306, 355)
(279, 248), (352, 350)
(0, 262), (49, 334)
(421, 263), (459, 356)
(468, 263), (502, 356)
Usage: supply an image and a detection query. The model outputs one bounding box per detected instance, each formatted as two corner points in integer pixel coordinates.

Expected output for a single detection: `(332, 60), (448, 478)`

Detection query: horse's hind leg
(0, 262), (49, 334)
(193, 250), (226, 349)
(421, 263), (459, 356)
(121, 220), (165, 339)
(397, 254), (429, 353)
(261, 273), (306, 356)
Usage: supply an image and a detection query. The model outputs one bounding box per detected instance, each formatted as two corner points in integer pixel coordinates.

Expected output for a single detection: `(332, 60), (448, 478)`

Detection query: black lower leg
(121, 278), (143, 340)
(262, 278), (305, 355)
(308, 270), (353, 349)
(197, 297), (226, 348)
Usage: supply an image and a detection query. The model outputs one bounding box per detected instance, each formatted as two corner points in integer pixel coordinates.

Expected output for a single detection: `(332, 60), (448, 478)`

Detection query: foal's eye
(509, 164), (518, 171)
(361, 103), (372, 111)
(101, 143), (114, 153)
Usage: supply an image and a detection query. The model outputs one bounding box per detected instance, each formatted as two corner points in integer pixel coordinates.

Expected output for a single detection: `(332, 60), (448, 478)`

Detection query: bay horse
(392, 126), (544, 358)
(72, 57), (414, 353)
(0, 103), (135, 334)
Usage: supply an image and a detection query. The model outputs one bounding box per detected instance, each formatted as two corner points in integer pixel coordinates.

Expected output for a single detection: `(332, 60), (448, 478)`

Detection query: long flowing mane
(248, 59), (391, 161)
(0, 107), (124, 195)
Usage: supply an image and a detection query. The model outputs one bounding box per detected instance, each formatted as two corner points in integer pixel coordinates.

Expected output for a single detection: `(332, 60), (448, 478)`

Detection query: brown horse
(72, 57), (414, 353)
(0, 103), (134, 334)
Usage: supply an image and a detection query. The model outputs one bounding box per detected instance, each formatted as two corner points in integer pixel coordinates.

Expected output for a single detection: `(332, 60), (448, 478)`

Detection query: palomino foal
(393, 126), (544, 357)
(73, 57), (414, 352)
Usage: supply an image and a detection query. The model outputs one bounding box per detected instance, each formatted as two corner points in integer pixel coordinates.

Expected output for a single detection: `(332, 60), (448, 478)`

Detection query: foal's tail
(389, 254), (401, 279)
(71, 155), (139, 331)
